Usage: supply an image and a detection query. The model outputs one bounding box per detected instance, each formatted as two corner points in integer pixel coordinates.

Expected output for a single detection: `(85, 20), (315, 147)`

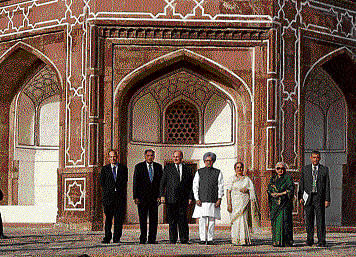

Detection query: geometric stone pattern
(64, 178), (86, 211)
(134, 69), (227, 113)
(304, 67), (344, 116)
(165, 100), (199, 144)
(23, 65), (61, 106)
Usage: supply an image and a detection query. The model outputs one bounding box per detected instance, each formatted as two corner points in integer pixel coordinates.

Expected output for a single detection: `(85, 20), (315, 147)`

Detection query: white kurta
(192, 170), (224, 219)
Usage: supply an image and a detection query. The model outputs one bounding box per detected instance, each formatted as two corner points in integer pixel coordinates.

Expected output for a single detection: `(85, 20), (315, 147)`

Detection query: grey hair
(203, 152), (217, 162)
(275, 161), (288, 169)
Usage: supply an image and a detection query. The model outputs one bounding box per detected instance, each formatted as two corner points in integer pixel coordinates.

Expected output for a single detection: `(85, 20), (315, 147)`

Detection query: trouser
(166, 202), (189, 243)
(103, 193), (125, 242)
(199, 216), (215, 241)
(137, 200), (158, 243)
(304, 193), (326, 244)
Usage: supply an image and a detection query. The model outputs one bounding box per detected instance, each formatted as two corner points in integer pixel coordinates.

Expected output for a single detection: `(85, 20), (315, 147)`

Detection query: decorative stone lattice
(165, 100), (199, 144)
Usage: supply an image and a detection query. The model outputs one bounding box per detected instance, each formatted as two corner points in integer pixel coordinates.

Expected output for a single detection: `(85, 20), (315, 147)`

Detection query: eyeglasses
(276, 167), (286, 170)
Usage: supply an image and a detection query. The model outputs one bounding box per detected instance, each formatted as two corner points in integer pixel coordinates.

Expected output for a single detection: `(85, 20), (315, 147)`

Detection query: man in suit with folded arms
(133, 149), (163, 244)
(100, 149), (128, 244)
(299, 150), (331, 247)
(160, 150), (193, 244)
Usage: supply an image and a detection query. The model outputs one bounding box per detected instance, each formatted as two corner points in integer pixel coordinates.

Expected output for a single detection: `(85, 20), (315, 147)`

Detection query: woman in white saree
(226, 162), (260, 245)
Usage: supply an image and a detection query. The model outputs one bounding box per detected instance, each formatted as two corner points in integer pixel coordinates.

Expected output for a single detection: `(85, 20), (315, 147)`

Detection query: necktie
(312, 166), (317, 192)
(112, 166), (117, 181)
(148, 164), (153, 182)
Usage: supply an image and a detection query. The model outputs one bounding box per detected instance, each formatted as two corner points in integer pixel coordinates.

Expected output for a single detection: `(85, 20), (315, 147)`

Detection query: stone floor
(1, 224), (356, 256)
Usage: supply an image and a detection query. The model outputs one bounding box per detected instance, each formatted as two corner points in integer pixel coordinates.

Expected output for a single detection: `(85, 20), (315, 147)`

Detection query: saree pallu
(267, 173), (294, 246)
(228, 176), (261, 245)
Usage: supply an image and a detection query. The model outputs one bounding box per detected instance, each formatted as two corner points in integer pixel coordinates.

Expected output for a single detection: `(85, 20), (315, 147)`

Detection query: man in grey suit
(298, 150), (331, 247)
(160, 150), (193, 244)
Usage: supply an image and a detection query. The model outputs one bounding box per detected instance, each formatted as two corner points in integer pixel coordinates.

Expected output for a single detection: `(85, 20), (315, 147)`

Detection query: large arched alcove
(0, 43), (63, 223)
(113, 49), (253, 224)
(301, 48), (356, 226)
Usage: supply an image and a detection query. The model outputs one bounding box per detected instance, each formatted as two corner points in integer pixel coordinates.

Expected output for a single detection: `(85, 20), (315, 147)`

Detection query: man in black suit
(299, 150), (331, 247)
(160, 150), (193, 244)
(100, 149), (128, 244)
(133, 149), (163, 244)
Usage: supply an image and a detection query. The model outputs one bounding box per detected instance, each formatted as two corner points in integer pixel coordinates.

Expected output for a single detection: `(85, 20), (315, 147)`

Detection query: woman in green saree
(267, 162), (294, 247)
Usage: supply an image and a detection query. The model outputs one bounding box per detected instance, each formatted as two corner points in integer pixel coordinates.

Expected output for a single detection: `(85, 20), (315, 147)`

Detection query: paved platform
(1, 224), (356, 256)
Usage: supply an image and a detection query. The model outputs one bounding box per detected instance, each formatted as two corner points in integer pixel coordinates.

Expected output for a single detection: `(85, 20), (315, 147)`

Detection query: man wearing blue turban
(192, 152), (224, 245)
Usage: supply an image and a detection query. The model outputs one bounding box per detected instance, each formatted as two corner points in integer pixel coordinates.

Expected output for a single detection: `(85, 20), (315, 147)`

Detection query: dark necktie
(112, 166), (117, 181)
(312, 166), (317, 192)
(176, 164), (181, 181)
(148, 164), (153, 182)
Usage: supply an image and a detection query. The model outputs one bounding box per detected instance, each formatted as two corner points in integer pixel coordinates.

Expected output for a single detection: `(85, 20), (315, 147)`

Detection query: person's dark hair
(144, 149), (155, 155)
(173, 150), (183, 158)
(234, 161), (244, 170)
(311, 150), (321, 156)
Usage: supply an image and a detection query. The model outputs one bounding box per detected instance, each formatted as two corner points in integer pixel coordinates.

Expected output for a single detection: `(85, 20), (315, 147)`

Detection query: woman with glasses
(226, 162), (260, 245)
(267, 162), (295, 247)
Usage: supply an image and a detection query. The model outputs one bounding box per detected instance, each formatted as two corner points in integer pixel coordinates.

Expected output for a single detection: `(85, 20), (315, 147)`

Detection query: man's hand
(227, 203), (232, 213)
(271, 192), (279, 198)
(299, 199), (304, 205)
(196, 200), (202, 206)
(188, 199), (193, 205)
(215, 199), (222, 208)
(134, 198), (140, 205)
(161, 197), (165, 204)
(157, 198), (161, 206)
(325, 201), (330, 208)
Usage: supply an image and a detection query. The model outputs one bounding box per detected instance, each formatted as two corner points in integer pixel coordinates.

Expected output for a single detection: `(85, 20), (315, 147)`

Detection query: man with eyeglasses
(192, 152), (224, 245)
(298, 150), (331, 247)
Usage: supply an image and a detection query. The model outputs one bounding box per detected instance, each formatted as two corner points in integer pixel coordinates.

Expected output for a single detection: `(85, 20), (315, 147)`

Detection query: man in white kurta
(192, 152), (224, 245)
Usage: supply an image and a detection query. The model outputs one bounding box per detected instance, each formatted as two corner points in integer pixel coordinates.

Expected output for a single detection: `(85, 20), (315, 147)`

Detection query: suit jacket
(133, 161), (163, 203)
(160, 163), (193, 204)
(100, 163), (128, 206)
(298, 164), (331, 205)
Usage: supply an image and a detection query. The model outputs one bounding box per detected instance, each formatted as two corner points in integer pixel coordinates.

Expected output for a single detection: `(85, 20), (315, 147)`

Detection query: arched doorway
(114, 50), (253, 225)
(0, 44), (62, 223)
(302, 49), (356, 226)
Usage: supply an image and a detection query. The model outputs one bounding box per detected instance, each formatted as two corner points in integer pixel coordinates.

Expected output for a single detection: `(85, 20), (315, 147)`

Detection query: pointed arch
(0, 41), (63, 95)
(114, 48), (252, 101)
(302, 46), (355, 89)
(113, 48), (252, 162)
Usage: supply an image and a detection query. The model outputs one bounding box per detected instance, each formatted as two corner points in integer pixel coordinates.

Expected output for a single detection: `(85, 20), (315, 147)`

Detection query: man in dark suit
(299, 150), (331, 247)
(160, 150), (193, 244)
(133, 149), (163, 244)
(100, 149), (128, 244)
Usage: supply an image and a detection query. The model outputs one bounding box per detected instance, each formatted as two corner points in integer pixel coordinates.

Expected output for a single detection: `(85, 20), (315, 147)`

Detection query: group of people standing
(99, 148), (331, 247)
(267, 150), (331, 247)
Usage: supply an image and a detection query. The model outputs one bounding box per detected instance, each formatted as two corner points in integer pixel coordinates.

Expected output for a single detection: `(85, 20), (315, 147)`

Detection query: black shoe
(317, 242), (326, 247)
(113, 240), (121, 244)
(169, 241), (177, 244)
(198, 240), (206, 245)
(0, 235), (8, 239)
(306, 241), (314, 246)
(147, 241), (156, 244)
(181, 241), (190, 244)
(101, 239), (110, 244)
(207, 241), (214, 245)
(139, 240), (146, 244)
